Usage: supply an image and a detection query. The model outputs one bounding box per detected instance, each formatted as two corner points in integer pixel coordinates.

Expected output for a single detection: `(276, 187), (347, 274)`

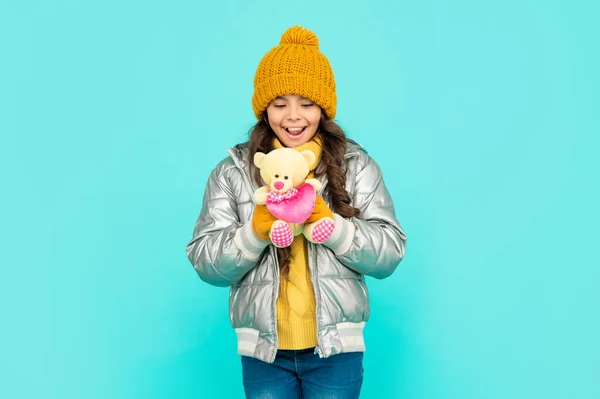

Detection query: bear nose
(274, 181), (284, 190)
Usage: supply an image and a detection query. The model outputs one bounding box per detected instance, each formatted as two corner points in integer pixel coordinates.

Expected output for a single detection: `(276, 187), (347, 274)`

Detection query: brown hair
(246, 112), (360, 275)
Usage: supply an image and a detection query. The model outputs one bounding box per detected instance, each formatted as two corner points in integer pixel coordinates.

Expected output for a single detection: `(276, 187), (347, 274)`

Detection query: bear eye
(284, 176), (289, 180)
(274, 174), (279, 178)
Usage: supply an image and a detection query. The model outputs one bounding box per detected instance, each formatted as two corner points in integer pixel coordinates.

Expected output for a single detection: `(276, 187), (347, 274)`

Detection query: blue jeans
(241, 348), (364, 398)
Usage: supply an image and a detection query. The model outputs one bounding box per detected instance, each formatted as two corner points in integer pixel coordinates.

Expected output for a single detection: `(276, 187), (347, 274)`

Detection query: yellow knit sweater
(273, 138), (322, 349)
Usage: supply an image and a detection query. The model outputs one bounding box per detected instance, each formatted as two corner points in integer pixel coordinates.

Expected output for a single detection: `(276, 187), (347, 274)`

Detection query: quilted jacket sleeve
(323, 153), (407, 279)
(186, 158), (269, 287)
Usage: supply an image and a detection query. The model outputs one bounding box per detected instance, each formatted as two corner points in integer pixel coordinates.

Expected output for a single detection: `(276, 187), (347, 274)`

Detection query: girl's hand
(306, 194), (334, 223)
(303, 194), (336, 244)
(251, 204), (278, 241)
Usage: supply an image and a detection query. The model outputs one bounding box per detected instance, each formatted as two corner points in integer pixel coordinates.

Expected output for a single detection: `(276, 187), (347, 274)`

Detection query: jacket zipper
(308, 242), (323, 358)
(270, 245), (280, 363)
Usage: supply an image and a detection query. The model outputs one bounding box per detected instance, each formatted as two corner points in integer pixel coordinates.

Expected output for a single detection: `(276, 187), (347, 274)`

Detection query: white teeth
(286, 127), (304, 132)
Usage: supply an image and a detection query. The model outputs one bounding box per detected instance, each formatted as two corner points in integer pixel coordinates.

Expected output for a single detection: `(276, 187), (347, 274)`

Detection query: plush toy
(253, 148), (335, 248)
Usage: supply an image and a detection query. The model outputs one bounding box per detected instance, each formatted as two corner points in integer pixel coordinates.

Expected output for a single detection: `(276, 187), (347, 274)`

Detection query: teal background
(1, 0), (598, 397)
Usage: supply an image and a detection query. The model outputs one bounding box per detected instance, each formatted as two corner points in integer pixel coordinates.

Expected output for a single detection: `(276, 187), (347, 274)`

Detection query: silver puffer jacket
(186, 141), (407, 363)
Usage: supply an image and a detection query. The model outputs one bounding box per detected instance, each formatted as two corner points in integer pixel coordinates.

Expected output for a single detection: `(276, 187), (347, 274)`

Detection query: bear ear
(254, 152), (266, 168)
(300, 150), (316, 167)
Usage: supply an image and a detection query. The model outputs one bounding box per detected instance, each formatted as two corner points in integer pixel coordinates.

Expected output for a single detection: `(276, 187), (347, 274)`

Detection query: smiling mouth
(284, 127), (307, 136)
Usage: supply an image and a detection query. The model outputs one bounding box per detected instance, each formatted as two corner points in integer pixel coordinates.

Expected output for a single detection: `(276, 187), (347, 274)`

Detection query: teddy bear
(253, 147), (335, 248)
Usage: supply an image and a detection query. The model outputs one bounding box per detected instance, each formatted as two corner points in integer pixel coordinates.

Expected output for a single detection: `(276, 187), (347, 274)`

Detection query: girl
(186, 26), (407, 399)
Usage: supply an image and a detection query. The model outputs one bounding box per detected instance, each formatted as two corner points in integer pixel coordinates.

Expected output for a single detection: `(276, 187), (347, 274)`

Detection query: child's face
(266, 95), (322, 148)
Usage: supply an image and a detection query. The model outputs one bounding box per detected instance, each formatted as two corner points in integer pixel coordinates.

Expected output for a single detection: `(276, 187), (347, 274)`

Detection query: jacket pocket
(318, 275), (370, 323)
(229, 286), (240, 326)
(357, 279), (370, 321)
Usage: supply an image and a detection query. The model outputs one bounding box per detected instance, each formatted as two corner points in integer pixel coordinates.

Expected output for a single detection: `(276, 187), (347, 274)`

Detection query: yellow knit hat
(252, 26), (337, 120)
